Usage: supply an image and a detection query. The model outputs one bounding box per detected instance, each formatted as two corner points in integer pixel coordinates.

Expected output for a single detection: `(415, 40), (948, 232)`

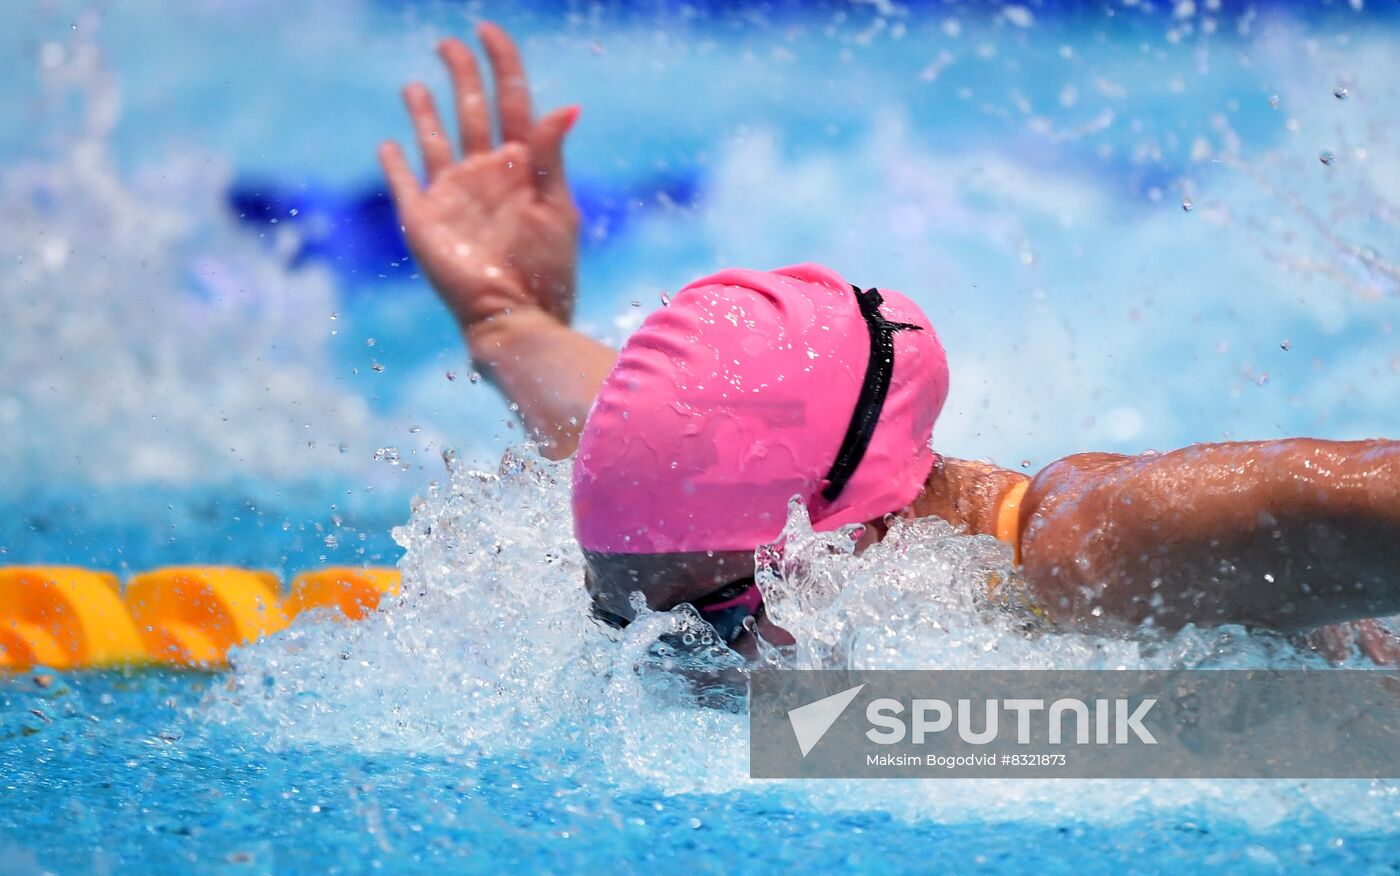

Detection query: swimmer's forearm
(1018, 439), (1400, 631)
(467, 311), (617, 459)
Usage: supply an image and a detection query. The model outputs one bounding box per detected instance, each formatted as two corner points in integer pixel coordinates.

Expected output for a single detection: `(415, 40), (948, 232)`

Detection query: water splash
(9, 2), (1397, 833)
(0, 21), (432, 487)
(214, 444), (1400, 829)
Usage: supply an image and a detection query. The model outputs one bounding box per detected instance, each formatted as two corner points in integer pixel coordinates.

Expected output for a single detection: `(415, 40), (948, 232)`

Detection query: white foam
(216, 447), (1400, 830)
(0, 29), (437, 487)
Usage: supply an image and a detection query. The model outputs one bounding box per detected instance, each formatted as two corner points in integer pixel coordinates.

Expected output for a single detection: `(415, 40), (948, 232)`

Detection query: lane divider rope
(0, 566), (400, 671)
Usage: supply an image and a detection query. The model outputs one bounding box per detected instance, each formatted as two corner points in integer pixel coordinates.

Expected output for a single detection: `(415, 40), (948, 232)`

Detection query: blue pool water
(9, 673), (1400, 875)
(6, 674), (1400, 875)
(3, 0), (1400, 871)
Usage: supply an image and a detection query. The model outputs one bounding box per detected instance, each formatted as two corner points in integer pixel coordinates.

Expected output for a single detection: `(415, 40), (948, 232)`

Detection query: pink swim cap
(572, 263), (949, 554)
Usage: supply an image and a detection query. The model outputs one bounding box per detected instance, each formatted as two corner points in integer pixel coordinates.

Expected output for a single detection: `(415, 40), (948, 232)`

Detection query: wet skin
(383, 25), (1400, 662)
(586, 442), (1400, 658)
(1016, 439), (1400, 633)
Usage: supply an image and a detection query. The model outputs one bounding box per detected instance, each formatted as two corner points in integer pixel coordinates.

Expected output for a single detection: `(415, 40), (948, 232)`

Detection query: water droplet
(373, 447), (400, 463)
(1268, 94), (1280, 109)
(1181, 196), (1194, 212)
(468, 371), (481, 384)
(1020, 459), (1031, 469)
(1333, 86), (1348, 100)
(630, 300), (641, 308)
(659, 291), (671, 307)
(445, 370), (457, 381)
(371, 362), (385, 373)
(324, 534), (339, 548)
(1319, 150), (1335, 166)
(1280, 340), (1291, 351)
(366, 338), (377, 347)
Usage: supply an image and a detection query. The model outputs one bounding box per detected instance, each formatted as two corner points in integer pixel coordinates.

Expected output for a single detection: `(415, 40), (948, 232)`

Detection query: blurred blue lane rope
(227, 170), (703, 284)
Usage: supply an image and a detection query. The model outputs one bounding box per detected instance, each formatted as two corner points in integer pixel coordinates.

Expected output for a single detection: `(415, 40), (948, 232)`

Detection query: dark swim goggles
(688, 577), (764, 643)
(591, 284), (918, 646)
(591, 576), (764, 645)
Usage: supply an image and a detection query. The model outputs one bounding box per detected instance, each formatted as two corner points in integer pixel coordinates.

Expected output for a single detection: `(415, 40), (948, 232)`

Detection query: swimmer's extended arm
(1014, 439), (1400, 635)
(379, 23), (614, 457)
(467, 310), (616, 455)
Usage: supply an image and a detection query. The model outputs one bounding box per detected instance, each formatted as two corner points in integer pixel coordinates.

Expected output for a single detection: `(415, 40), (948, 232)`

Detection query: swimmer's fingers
(402, 82), (455, 181)
(1307, 619), (1400, 666)
(1305, 623), (1353, 663)
(477, 21), (533, 144)
(528, 105), (579, 203)
(1354, 619), (1400, 666)
(438, 38), (492, 155)
(378, 141), (421, 209)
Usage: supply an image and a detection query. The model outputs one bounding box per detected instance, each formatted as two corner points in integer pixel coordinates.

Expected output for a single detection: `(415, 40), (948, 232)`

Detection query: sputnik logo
(787, 683), (865, 757)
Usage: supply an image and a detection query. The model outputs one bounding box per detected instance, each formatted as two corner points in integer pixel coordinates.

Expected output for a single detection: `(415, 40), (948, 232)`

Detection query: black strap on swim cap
(820, 285), (923, 502)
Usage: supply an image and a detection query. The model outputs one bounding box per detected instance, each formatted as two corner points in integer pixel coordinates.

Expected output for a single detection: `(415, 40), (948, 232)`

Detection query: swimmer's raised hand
(379, 23), (616, 458)
(379, 23), (581, 337)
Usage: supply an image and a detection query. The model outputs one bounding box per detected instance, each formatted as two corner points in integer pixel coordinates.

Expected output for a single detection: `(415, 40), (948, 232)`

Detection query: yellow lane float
(285, 566), (401, 622)
(0, 567), (149, 670)
(125, 567), (288, 667)
(0, 565), (400, 671)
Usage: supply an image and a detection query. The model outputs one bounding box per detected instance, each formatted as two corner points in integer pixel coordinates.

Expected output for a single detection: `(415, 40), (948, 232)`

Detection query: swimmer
(379, 24), (1400, 663)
